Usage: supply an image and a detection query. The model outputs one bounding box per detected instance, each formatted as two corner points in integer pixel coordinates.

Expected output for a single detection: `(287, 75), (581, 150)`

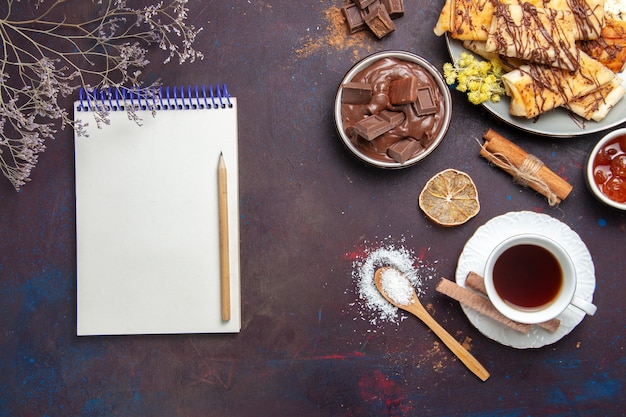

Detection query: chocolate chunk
(382, 0), (405, 19)
(371, 134), (400, 153)
(389, 77), (420, 105)
(378, 109), (405, 127)
(353, 115), (394, 141)
(387, 138), (423, 164)
(414, 86), (438, 115)
(366, 93), (391, 114)
(341, 4), (366, 33)
(343, 0), (403, 40)
(342, 82), (372, 104)
(362, 4), (395, 39)
(361, 1), (383, 15)
(354, 0), (378, 9)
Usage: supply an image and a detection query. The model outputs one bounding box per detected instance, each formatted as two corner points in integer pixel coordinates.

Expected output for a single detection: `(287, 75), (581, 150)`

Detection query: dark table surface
(1, 1), (624, 416)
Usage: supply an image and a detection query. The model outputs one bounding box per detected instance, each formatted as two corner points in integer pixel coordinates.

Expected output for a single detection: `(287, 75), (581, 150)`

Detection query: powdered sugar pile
(349, 239), (437, 327)
(380, 267), (414, 306)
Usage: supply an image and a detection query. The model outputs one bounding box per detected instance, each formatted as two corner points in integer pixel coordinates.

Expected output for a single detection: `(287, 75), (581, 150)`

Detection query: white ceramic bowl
(334, 51), (452, 169)
(585, 128), (626, 210)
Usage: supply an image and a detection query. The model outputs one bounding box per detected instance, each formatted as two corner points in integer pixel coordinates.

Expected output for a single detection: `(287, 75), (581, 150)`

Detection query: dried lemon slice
(419, 169), (480, 226)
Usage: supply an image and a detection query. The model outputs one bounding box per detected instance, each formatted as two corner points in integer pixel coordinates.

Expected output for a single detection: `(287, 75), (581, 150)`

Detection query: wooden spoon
(375, 267), (490, 381)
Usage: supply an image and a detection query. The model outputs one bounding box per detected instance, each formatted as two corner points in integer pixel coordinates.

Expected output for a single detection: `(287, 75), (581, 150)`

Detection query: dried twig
(0, 0), (204, 190)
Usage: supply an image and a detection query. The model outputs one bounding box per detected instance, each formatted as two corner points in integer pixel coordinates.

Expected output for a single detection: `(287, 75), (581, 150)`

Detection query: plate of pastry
(438, 0), (626, 138)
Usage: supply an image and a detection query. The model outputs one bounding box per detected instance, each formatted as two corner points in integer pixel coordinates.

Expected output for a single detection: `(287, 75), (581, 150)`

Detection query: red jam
(593, 134), (626, 203)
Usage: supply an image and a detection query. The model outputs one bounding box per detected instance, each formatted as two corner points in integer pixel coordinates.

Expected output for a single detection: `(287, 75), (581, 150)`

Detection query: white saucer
(455, 211), (596, 349)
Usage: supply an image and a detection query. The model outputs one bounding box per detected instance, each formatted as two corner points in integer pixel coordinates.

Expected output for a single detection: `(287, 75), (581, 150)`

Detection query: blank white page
(74, 94), (240, 335)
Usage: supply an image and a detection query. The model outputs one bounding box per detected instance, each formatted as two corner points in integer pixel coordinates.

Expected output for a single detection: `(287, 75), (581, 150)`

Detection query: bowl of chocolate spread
(335, 51), (452, 168)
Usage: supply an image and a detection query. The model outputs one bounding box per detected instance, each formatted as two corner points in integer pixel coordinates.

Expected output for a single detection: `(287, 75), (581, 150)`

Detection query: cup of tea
(483, 234), (597, 324)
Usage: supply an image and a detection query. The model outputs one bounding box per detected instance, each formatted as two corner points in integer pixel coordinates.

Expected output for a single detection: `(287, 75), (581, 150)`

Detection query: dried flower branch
(0, 0), (204, 190)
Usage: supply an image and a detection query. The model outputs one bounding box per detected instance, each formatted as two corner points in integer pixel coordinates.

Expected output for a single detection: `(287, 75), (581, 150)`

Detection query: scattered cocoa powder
(295, 6), (373, 58)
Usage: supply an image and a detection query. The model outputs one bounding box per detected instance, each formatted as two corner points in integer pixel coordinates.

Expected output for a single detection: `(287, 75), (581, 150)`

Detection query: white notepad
(74, 86), (240, 335)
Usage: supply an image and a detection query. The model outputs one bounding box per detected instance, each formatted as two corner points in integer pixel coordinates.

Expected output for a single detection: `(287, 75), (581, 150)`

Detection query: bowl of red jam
(586, 128), (626, 210)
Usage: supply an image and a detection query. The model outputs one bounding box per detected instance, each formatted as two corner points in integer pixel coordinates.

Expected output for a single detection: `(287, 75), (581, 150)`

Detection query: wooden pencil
(218, 152), (230, 321)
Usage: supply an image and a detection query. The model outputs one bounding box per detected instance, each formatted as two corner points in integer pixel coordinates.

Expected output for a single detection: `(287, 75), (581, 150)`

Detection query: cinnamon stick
(480, 129), (573, 204)
(436, 277), (532, 334)
(465, 271), (561, 333)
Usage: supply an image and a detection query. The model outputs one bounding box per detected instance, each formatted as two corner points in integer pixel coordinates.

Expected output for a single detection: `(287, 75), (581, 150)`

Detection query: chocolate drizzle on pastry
(488, 2), (580, 71)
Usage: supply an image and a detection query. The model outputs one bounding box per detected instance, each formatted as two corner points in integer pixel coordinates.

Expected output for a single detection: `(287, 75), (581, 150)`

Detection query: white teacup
(484, 234), (597, 324)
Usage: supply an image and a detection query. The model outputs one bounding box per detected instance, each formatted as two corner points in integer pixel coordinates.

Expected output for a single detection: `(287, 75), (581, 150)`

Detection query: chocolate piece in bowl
(370, 130), (402, 153)
(389, 76), (420, 105)
(387, 138), (422, 164)
(335, 51), (452, 168)
(341, 82), (372, 104)
(352, 114), (396, 140)
(414, 85), (438, 115)
(379, 109), (405, 126)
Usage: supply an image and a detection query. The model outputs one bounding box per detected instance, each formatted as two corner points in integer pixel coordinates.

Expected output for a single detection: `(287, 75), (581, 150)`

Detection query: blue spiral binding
(76, 85), (232, 112)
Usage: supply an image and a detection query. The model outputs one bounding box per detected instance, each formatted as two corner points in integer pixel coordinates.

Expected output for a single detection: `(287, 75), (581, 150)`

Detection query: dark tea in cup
(492, 243), (563, 309)
(483, 233), (596, 324)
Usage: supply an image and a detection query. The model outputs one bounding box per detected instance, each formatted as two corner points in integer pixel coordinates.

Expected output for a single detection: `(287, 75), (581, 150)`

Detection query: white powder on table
(349, 239), (435, 327)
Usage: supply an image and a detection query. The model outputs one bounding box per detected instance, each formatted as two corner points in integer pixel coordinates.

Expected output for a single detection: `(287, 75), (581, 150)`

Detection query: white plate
(455, 211), (596, 349)
(445, 35), (626, 138)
